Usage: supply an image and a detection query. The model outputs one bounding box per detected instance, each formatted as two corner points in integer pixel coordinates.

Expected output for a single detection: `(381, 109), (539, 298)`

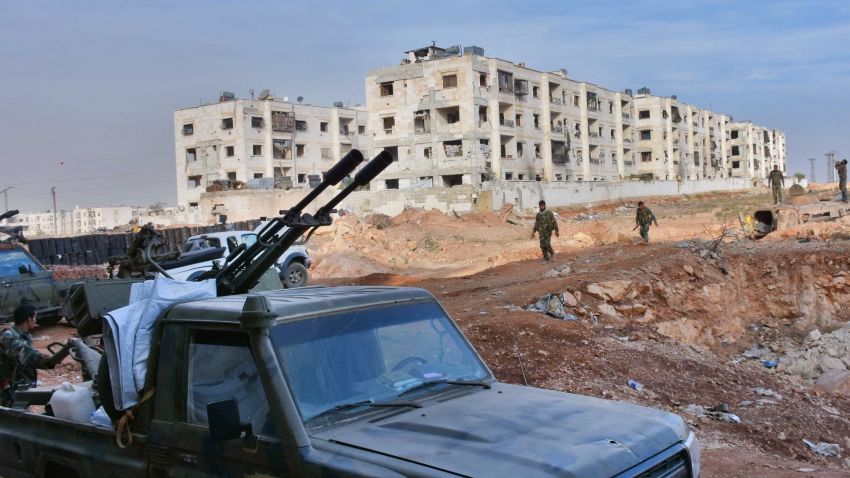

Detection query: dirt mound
(310, 252), (390, 279)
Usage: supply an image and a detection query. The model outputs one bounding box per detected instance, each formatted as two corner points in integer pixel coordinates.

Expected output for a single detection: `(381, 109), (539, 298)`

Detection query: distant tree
(148, 201), (167, 215)
(793, 172), (806, 181)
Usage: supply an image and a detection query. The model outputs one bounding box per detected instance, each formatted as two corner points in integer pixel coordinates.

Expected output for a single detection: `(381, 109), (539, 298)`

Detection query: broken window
(187, 175), (202, 188)
(273, 140), (290, 159)
(532, 86), (540, 98)
(731, 130), (739, 139)
(380, 81), (394, 96)
(732, 160), (741, 168)
(296, 144), (305, 157)
(479, 73), (488, 87)
(500, 144), (507, 159)
(186, 148), (197, 162)
(382, 116), (395, 134)
(383, 145), (399, 162)
(252, 145), (262, 156)
(253, 173), (264, 179)
(515, 114), (522, 127)
(251, 117), (264, 128)
(221, 118), (234, 129)
(443, 140), (463, 158)
(517, 174), (525, 180)
(414, 110), (431, 133)
(320, 122), (329, 132)
(384, 179), (399, 189)
(517, 142), (524, 158)
(533, 114), (540, 129)
(505, 172), (513, 180)
(295, 120), (308, 132)
(358, 124), (366, 134)
(478, 106), (488, 126)
(641, 152), (652, 162)
(640, 130), (651, 140)
(225, 146), (235, 157)
(639, 110), (650, 119)
(514, 79), (529, 96)
(732, 145), (740, 156)
(182, 123), (194, 135)
(227, 172), (237, 181)
(437, 106), (460, 125)
(586, 92), (598, 111)
(497, 70), (513, 93)
(535, 143), (542, 158)
(442, 174), (463, 187)
(271, 111), (295, 132)
(339, 122), (350, 136)
(442, 74), (458, 88)
(573, 95), (580, 107)
(321, 147), (331, 159)
(424, 146), (432, 159)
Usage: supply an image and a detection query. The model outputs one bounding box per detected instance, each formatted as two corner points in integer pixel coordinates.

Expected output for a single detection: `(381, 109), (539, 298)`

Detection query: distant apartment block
(364, 45), (785, 189)
(9, 206), (141, 237)
(174, 93), (369, 208)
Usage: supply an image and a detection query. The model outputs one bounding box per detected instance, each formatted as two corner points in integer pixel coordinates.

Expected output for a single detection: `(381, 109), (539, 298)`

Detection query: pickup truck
(0, 286), (699, 477)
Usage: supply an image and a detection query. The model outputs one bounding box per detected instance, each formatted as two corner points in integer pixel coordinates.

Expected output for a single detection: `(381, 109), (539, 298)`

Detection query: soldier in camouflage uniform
(768, 165), (785, 205)
(635, 201), (659, 243)
(835, 159), (847, 202)
(0, 304), (67, 406)
(531, 200), (559, 261)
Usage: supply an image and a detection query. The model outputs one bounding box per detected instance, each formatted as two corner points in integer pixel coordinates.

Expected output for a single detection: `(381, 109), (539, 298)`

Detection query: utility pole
(0, 186), (12, 216)
(808, 158), (817, 183)
(51, 186), (58, 236)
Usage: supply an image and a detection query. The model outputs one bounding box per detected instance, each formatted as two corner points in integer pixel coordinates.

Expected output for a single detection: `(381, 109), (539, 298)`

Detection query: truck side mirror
(207, 399), (251, 441)
(226, 236), (238, 254)
(17, 264), (31, 275)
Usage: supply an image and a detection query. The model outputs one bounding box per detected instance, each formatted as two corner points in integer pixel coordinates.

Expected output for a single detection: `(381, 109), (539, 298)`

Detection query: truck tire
(281, 262), (308, 288)
(37, 311), (63, 327)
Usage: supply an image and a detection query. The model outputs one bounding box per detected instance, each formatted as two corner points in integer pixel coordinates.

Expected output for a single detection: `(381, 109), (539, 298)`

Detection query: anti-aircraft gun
(0, 210), (27, 244)
(64, 149), (392, 335)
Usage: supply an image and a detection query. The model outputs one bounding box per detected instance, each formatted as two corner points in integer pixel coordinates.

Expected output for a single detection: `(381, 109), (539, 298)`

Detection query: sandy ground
(22, 185), (850, 477)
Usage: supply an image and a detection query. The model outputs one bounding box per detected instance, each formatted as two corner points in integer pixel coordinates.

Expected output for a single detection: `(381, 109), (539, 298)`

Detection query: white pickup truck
(167, 230), (311, 287)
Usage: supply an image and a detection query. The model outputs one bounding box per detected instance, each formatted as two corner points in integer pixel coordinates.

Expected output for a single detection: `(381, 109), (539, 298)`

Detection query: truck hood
(312, 383), (688, 477)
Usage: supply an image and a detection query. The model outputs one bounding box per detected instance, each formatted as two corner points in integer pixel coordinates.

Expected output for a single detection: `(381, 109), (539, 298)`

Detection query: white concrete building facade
(174, 96), (370, 209)
(8, 206), (141, 237)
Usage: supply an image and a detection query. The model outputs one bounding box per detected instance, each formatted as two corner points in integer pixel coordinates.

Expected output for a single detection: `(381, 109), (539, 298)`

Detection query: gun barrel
(0, 210), (19, 221)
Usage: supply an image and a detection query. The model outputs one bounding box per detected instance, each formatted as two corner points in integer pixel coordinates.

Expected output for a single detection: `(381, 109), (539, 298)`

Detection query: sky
(1, 0), (849, 212)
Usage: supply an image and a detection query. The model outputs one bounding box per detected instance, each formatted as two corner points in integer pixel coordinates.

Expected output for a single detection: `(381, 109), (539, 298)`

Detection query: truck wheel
(37, 312), (63, 327)
(281, 263), (308, 288)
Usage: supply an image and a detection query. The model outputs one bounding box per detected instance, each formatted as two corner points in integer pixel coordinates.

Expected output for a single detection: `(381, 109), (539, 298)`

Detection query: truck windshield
(270, 300), (490, 422)
(0, 250), (43, 275)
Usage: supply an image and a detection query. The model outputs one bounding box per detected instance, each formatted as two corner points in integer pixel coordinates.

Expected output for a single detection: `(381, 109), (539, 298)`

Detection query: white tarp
(103, 277), (216, 411)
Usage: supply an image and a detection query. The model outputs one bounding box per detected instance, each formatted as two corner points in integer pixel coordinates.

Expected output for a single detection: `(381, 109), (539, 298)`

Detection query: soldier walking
(531, 200), (559, 261)
(835, 159), (847, 202)
(768, 165), (785, 205)
(635, 201), (659, 243)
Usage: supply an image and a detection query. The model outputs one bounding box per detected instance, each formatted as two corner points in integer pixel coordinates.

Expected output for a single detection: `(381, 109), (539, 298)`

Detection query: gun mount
(0, 210), (27, 244)
(214, 149), (393, 295)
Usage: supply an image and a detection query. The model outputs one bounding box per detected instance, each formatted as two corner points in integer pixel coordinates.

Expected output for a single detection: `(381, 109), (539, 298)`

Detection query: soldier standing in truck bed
(531, 200), (559, 262)
(768, 165), (785, 205)
(835, 159), (847, 202)
(635, 201), (659, 243)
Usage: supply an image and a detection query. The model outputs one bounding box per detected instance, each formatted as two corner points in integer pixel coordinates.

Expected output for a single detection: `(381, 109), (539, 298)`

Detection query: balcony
(550, 97), (562, 105)
(589, 132), (599, 138)
(589, 157), (601, 164)
(384, 127), (395, 135)
(551, 125), (564, 133)
(622, 113), (631, 120)
(500, 119), (515, 128)
(624, 160), (635, 166)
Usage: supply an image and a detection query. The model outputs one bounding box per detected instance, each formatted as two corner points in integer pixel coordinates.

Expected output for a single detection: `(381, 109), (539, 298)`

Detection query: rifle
(213, 149), (393, 296)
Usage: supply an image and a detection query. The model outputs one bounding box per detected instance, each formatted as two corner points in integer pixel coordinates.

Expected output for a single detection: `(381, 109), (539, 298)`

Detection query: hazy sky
(2, 0), (848, 212)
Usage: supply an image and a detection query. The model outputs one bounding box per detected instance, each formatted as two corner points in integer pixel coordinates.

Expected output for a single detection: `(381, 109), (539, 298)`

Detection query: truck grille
(637, 451), (690, 478)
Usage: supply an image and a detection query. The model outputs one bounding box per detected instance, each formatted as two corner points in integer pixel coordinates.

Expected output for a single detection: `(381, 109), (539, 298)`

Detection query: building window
(382, 116), (395, 134)
(181, 123), (194, 135)
(252, 145), (262, 156)
(639, 110), (650, 119)
(532, 86), (540, 98)
(573, 95), (580, 107)
(296, 144), (305, 157)
(517, 142), (524, 158)
(610, 129), (615, 139)
(297, 173), (306, 184)
(321, 147), (331, 159)
(251, 117), (264, 128)
(424, 146), (432, 159)
(442, 74), (458, 88)
(227, 172), (237, 181)
(730, 130), (739, 139)
(385, 179), (399, 189)
(443, 140), (463, 158)
(225, 146), (234, 157)
(221, 118), (234, 130)
(295, 120), (308, 132)
(515, 114), (522, 127)
(533, 114), (540, 129)
(320, 122), (329, 132)
(442, 174), (463, 187)
(732, 161), (741, 168)
(188, 175), (202, 188)
(358, 124), (366, 134)
(253, 173), (264, 179)
(505, 172), (513, 180)
(189, 202), (198, 208)
(640, 130), (651, 140)
(732, 145), (740, 156)
(380, 81), (394, 96)
(479, 73), (488, 87)
(535, 143), (542, 158)
(186, 148), (197, 162)
(641, 152), (652, 162)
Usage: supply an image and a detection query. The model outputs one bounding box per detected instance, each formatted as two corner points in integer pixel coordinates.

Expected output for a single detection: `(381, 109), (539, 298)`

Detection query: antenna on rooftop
(249, 89), (255, 99)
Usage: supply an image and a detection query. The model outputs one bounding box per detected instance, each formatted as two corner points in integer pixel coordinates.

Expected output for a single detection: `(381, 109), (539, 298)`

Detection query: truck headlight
(685, 431), (700, 478)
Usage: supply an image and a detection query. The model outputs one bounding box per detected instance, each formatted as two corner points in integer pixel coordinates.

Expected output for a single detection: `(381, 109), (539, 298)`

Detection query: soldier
(635, 201), (659, 243)
(835, 159), (847, 202)
(768, 165), (785, 205)
(531, 200), (559, 261)
(0, 304), (68, 406)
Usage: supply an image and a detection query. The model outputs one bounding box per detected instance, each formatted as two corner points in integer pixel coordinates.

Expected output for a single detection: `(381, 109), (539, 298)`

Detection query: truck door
(167, 328), (288, 477)
(0, 249), (58, 318)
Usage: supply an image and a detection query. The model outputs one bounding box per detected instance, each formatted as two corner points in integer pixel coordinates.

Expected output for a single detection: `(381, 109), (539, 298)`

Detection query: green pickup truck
(0, 287), (700, 477)
(0, 243), (64, 326)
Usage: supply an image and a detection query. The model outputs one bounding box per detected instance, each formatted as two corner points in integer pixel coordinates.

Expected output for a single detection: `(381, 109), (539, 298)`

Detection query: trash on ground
(526, 293), (577, 320)
(762, 359), (778, 368)
(803, 439), (841, 457)
(627, 379), (644, 391)
(752, 387), (782, 400)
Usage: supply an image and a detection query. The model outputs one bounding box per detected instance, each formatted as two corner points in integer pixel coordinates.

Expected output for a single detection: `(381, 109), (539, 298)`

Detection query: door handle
(179, 453), (198, 466)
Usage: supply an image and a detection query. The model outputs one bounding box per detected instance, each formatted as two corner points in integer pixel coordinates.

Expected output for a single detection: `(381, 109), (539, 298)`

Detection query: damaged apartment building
(174, 91), (369, 209)
(365, 45), (786, 190)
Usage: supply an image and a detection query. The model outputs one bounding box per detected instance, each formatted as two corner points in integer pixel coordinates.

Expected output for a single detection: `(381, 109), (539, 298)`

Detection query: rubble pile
(781, 326), (850, 384)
